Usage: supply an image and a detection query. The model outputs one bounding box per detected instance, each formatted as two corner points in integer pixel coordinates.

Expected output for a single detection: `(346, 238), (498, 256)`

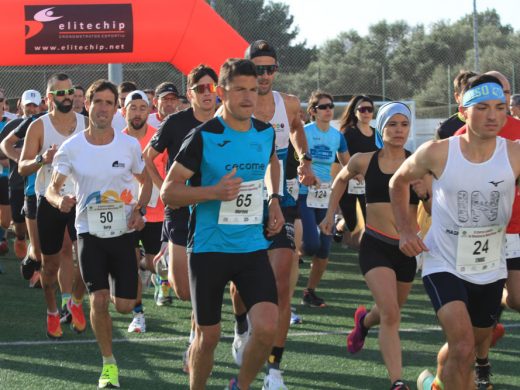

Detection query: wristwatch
(35, 154), (44, 165)
(299, 152), (313, 162)
(268, 193), (282, 203)
(135, 204), (146, 216)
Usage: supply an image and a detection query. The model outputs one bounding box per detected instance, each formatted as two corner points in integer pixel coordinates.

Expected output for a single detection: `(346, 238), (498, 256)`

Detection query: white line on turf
(0, 323), (518, 347)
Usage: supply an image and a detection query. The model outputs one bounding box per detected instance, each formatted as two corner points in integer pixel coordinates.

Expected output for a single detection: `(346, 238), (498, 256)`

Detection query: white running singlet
(35, 112), (85, 197)
(423, 136), (515, 284)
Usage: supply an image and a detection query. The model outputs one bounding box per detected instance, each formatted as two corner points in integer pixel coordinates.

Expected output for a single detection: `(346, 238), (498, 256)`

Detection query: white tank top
(36, 112), (85, 196)
(270, 91), (291, 152)
(423, 136), (515, 284)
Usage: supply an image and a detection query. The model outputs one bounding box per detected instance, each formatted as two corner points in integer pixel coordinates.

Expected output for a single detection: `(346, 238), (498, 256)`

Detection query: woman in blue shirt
(300, 91), (349, 308)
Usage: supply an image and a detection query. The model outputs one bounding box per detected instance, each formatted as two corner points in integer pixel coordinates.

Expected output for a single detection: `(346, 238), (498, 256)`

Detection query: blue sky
(280, 0), (519, 46)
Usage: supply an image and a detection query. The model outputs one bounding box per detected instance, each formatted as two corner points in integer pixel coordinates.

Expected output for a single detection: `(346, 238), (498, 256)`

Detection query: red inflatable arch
(1, 0), (248, 74)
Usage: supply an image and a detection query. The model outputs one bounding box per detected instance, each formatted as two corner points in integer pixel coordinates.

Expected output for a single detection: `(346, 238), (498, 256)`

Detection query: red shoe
(14, 239), (27, 259)
(47, 313), (63, 339)
(347, 306), (368, 353)
(490, 323), (505, 347)
(67, 299), (87, 333)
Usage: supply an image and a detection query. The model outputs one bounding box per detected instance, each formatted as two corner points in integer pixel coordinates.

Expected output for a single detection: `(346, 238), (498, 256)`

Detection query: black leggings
(339, 192), (366, 232)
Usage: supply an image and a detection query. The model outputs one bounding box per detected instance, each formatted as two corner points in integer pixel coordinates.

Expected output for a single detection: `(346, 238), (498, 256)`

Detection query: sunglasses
(49, 88), (75, 97)
(256, 65), (278, 76)
(357, 106), (374, 113)
(315, 103), (335, 110)
(190, 83), (217, 94)
(0, 98), (4, 103)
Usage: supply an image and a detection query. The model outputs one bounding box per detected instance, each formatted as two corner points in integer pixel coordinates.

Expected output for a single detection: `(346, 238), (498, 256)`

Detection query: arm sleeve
(174, 128), (203, 174)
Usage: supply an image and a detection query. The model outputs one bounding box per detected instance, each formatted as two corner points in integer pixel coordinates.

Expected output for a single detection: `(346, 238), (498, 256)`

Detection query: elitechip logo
(25, 4), (133, 54)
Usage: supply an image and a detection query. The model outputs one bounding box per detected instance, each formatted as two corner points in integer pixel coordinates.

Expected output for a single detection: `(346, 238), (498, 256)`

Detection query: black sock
(267, 346), (284, 371)
(235, 313), (248, 335)
(476, 356), (489, 366)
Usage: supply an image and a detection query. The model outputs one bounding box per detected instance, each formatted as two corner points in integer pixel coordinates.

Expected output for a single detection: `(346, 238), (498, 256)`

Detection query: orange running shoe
(47, 313), (63, 339)
(490, 323), (505, 347)
(14, 239), (27, 259)
(67, 299), (87, 333)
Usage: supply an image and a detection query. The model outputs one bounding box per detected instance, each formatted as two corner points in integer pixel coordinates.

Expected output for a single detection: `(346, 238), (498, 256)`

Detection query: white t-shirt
(53, 129), (145, 235)
(147, 112), (162, 129)
(111, 109), (126, 132)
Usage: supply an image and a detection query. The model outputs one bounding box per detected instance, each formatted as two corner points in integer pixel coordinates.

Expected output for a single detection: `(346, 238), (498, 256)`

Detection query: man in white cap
(0, 89), (41, 260)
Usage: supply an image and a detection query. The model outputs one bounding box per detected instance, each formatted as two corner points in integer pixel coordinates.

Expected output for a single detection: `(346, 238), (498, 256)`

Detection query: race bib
(218, 179), (263, 225)
(348, 178), (365, 195)
(148, 184), (161, 209)
(456, 225), (504, 275)
(286, 178), (299, 201)
(306, 182), (332, 209)
(87, 202), (128, 238)
(505, 233), (520, 259)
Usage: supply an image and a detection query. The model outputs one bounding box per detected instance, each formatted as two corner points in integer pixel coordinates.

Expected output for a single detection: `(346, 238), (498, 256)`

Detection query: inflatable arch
(1, 0), (248, 74)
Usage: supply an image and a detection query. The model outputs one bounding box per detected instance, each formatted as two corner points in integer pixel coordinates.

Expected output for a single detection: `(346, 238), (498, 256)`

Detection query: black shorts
(36, 196), (77, 255)
(161, 206), (189, 246)
(134, 221), (162, 255)
(0, 176), (8, 205)
(189, 250), (278, 326)
(77, 232), (138, 299)
(268, 206), (296, 250)
(507, 257), (520, 270)
(9, 188), (25, 224)
(423, 272), (505, 328)
(24, 194), (37, 220)
(359, 228), (417, 283)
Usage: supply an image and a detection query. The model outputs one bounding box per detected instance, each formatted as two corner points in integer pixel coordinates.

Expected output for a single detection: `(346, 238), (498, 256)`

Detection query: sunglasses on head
(256, 65), (278, 76)
(357, 106), (374, 113)
(315, 103), (334, 110)
(190, 83), (217, 94)
(49, 88), (75, 97)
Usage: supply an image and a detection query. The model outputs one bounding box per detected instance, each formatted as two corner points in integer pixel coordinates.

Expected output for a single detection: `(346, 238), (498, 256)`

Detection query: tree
(209, 0), (317, 72)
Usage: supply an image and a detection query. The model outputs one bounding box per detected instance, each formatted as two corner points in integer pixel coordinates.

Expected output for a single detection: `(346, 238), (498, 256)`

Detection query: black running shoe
(475, 363), (493, 390)
(301, 289), (326, 307)
(20, 254), (41, 280)
(390, 379), (410, 390)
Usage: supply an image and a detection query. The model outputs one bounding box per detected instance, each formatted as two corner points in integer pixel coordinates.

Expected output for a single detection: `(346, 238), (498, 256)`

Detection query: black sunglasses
(49, 88), (75, 97)
(357, 106), (374, 113)
(315, 103), (334, 110)
(256, 65), (278, 76)
(0, 98), (4, 103)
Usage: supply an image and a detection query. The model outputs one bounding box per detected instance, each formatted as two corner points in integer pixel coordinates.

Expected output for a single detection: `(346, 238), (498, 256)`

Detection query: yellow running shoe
(98, 363), (119, 389)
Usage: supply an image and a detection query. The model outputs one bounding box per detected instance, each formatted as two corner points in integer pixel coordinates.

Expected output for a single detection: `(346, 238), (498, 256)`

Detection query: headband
(462, 82), (505, 107)
(375, 102), (411, 148)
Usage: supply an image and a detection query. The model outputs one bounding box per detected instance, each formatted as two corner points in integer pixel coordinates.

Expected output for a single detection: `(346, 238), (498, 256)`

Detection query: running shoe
(60, 302), (72, 324)
(0, 239), (8, 255)
(290, 311), (302, 325)
(416, 369), (435, 390)
(127, 312), (146, 333)
(475, 363), (494, 390)
(226, 377), (240, 390)
(390, 379), (410, 390)
(262, 368), (288, 390)
(490, 323), (505, 347)
(21, 249), (40, 280)
(98, 363), (120, 389)
(14, 238), (27, 259)
(29, 270), (41, 288)
(301, 289), (326, 307)
(47, 312), (63, 339)
(231, 330), (249, 367)
(67, 299), (87, 333)
(346, 306), (368, 353)
(156, 281), (173, 306)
